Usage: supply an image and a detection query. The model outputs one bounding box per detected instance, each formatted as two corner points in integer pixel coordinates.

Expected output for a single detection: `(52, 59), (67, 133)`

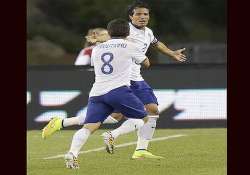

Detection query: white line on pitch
(43, 134), (186, 160)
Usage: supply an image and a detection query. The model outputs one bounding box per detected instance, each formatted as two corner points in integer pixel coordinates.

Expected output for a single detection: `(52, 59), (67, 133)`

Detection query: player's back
(89, 38), (144, 97)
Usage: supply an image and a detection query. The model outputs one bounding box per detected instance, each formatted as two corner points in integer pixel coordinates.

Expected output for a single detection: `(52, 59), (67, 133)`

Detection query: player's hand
(172, 48), (187, 62)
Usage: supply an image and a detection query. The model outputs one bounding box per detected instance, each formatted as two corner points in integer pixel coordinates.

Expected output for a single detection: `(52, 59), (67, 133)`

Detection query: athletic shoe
(132, 150), (164, 159)
(102, 131), (115, 154)
(64, 152), (79, 169)
(42, 117), (62, 139)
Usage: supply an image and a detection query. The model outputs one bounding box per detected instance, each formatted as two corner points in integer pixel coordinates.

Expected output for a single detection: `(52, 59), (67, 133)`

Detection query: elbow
(144, 61), (150, 68)
(141, 57), (150, 68)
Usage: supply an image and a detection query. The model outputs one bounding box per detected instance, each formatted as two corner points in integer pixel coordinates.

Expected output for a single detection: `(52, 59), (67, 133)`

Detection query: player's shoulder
(124, 39), (140, 52)
(97, 40), (109, 46)
(145, 26), (154, 35)
(92, 40), (109, 50)
(124, 39), (135, 46)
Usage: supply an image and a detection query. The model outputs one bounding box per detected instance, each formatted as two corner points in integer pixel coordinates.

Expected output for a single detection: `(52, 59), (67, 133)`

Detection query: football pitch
(27, 128), (226, 175)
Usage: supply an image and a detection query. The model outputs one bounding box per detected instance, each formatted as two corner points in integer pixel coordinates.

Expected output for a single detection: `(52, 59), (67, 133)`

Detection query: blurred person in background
(74, 28), (110, 65)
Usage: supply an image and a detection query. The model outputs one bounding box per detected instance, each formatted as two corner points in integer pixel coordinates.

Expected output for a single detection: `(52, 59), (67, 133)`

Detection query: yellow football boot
(132, 150), (164, 159)
(42, 117), (62, 139)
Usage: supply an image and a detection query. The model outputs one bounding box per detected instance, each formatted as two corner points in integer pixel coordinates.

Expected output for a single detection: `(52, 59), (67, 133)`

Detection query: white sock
(136, 137), (150, 151)
(136, 117), (158, 150)
(103, 115), (119, 124)
(69, 128), (91, 157)
(111, 118), (144, 139)
(62, 116), (81, 127)
(62, 114), (118, 127)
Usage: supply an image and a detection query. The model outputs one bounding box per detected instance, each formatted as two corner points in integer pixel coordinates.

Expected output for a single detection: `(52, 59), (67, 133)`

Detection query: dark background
(27, 0), (227, 65)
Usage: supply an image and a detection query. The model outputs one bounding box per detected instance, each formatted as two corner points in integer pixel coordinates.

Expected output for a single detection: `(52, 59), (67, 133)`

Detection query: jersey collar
(129, 22), (146, 31)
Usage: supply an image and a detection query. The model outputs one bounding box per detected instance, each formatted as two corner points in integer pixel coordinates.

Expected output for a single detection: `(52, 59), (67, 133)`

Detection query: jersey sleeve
(84, 47), (92, 56)
(149, 29), (158, 45)
(131, 44), (147, 64)
(74, 49), (91, 65)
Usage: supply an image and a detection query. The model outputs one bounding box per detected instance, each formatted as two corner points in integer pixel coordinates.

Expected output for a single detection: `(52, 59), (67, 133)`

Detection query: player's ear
(129, 15), (133, 21)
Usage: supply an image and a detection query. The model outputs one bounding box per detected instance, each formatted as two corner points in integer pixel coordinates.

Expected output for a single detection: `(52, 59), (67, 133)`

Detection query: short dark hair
(107, 18), (129, 37)
(127, 1), (150, 17)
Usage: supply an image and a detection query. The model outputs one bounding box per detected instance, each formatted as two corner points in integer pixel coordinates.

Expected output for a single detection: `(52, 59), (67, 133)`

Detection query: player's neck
(131, 22), (145, 30)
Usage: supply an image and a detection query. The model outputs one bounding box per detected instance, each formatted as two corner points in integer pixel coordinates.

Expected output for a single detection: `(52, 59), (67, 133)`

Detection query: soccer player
(102, 1), (186, 159)
(64, 18), (150, 169)
(42, 29), (123, 139)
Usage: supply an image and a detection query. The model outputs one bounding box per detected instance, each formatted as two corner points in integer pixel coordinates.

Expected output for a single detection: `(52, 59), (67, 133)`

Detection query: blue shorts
(130, 80), (158, 105)
(84, 86), (147, 124)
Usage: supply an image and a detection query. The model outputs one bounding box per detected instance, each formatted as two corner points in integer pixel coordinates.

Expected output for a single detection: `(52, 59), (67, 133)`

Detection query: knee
(146, 106), (159, 115)
(111, 113), (124, 121)
(83, 126), (95, 134)
(145, 104), (159, 115)
(83, 123), (101, 134)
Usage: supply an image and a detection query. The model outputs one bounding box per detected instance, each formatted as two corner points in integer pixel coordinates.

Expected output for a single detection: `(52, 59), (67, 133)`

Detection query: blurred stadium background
(27, 1), (226, 174)
(27, 0), (226, 65)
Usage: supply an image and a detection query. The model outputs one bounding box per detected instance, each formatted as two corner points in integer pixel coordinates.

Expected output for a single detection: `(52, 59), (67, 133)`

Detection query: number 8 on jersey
(101, 52), (113, 74)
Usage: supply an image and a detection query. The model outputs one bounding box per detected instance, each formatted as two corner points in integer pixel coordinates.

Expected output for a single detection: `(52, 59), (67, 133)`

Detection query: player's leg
(104, 87), (148, 140)
(103, 114), (122, 124)
(62, 112), (120, 127)
(101, 86), (148, 153)
(136, 103), (159, 152)
(102, 117), (148, 154)
(131, 81), (163, 159)
(42, 115), (83, 139)
(122, 81), (162, 159)
(42, 112), (119, 139)
(132, 103), (163, 159)
(65, 122), (101, 169)
(102, 112), (124, 153)
(109, 105), (161, 159)
(65, 96), (113, 169)
(105, 117), (146, 139)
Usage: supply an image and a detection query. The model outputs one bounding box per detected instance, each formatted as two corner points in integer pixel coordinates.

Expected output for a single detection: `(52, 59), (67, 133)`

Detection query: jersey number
(101, 52), (113, 74)
(142, 43), (147, 52)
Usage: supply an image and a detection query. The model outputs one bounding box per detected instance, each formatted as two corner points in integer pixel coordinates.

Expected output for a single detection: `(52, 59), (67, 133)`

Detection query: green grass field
(27, 128), (227, 175)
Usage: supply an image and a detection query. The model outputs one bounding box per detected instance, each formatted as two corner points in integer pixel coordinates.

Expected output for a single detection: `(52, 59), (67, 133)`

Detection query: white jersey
(127, 22), (158, 81)
(89, 39), (146, 97)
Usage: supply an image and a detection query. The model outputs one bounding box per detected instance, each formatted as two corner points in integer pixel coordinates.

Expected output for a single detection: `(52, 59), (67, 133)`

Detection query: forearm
(153, 41), (175, 59)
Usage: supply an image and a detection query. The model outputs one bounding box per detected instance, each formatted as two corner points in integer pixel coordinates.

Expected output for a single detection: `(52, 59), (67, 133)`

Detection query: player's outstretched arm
(152, 41), (187, 62)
